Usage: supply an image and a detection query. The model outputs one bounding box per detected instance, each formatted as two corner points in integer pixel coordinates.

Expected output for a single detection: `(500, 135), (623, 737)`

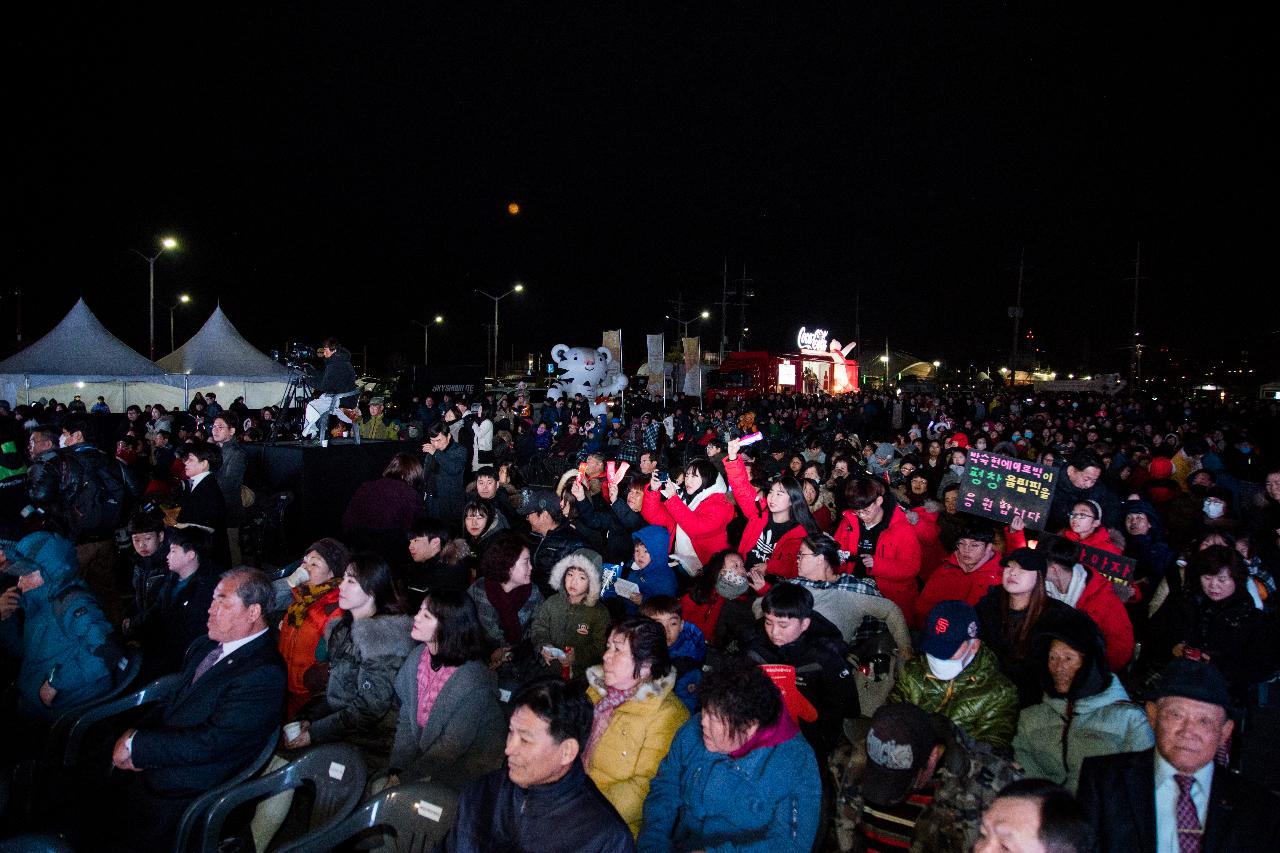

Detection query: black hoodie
(317, 347), (356, 394)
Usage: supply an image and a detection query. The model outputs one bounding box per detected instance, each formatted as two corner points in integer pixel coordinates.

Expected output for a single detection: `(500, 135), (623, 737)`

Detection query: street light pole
(131, 236), (178, 360)
(168, 293), (191, 353)
(474, 283), (524, 381)
(413, 315), (444, 369)
(666, 309), (710, 339)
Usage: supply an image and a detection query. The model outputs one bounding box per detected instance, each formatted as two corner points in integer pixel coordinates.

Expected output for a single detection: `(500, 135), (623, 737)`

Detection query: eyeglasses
(1068, 512), (1096, 520)
(796, 551), (816, 558)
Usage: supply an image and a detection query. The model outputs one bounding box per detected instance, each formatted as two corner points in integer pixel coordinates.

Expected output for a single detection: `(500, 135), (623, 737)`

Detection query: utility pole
(1008, 247), (1025, 373)
(735, 263), (753, 350)
(1126, 244), (1145, 386)
(854, 289), (861, 360)
(718, 257), (728, 362)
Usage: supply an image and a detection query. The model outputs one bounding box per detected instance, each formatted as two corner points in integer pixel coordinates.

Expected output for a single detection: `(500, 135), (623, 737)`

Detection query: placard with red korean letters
(1038, 534), (1136, 584)
(958, 450), (1058, 531)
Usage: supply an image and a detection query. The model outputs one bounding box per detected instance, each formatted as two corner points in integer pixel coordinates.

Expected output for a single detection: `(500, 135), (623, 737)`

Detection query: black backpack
(57, 447), (127, 539)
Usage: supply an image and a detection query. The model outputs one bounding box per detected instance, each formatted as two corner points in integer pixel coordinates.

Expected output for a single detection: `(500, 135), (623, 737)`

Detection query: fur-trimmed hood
(585, 665), (678, 703)
(440, 537), (472, 564)
(325, 612), (416, 660)
(549, 549), (604, 606)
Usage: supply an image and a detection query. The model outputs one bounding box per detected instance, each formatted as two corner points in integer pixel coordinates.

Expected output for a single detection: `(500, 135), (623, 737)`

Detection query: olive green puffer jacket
(887, 645), (1018, 750)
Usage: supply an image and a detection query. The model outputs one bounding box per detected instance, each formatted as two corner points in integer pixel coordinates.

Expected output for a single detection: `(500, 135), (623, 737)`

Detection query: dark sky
(13, 5), (1273, 376)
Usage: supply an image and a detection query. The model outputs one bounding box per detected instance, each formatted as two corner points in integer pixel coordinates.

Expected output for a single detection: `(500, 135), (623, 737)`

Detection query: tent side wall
(0, 375), (187, 411)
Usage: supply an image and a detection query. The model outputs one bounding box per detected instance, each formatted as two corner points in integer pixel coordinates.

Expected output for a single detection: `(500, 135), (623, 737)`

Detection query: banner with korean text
(958, 450), (1058, 531)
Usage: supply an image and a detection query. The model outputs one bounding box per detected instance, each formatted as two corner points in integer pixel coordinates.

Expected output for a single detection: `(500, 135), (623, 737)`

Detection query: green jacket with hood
(887, 644), (1018, 750)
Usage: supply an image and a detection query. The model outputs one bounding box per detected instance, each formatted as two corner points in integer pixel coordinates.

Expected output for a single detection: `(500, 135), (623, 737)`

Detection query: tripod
(266, 368), (314, 445)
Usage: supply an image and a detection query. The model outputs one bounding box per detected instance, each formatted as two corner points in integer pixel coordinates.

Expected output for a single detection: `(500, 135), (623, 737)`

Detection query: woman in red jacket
(900, 469), (947, 582)
(642, 457), (734, 577)
(723, 437), (823, 579)
(833, 476), (923, 619)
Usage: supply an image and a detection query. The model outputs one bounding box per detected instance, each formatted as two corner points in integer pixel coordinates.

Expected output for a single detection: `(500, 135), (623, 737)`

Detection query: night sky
(13, 6), (1273, 376)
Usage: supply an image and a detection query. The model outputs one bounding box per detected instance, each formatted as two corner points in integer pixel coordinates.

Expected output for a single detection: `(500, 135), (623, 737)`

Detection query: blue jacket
(601, 525), (677, 614)
(638, 714), (821, 853)
(668, 622), (706, 714)
(0, 532), (115, 723)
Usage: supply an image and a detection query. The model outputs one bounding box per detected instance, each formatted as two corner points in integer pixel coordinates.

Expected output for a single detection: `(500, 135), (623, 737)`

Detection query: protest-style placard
(1036, 533), (1136, 584)
(958, 450), (1058, 530)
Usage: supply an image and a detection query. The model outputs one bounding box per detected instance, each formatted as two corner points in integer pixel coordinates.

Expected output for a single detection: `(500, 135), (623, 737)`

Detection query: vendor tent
(156, 305), (293, 409)
(0, 298), (183, 410)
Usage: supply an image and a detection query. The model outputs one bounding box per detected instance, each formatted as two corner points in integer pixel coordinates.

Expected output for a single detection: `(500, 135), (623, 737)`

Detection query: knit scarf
(583, 685), (636, 767)
(485, 577), (532, 644)
(415, 647), (459, 728)
(285, 578), (339, 629)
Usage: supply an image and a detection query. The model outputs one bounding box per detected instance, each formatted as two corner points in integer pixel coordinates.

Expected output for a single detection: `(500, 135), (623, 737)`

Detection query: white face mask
(57, 434), (68, 449)
(926, 647), (974, 681)
(1202, 500), (1225, 520)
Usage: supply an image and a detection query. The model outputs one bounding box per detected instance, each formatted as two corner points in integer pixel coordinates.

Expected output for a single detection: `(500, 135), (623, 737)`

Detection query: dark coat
(741, 610), (858, 760)
(178, 474), (231, 566)
(1146, 586), (1276, 701)
(424, 440), (468, 526)
(531, 523), (589, 596)
(975, 588), (1075, 708)
(130, 632), (286, 796)
(316, 347), (357, 394)
(136, 565), (219, 679)
(305, 613), (415, 768)
(1077, 748), (1280, 853)
(214, 438), (247, 526)
(444, 761), (635, 853)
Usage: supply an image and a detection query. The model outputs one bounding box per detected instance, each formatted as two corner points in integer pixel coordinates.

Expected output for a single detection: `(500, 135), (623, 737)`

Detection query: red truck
(705, 347), (859, 404)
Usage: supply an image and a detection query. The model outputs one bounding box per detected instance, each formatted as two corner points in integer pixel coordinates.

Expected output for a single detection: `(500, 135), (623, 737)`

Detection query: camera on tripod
(270, 345), (320, 374)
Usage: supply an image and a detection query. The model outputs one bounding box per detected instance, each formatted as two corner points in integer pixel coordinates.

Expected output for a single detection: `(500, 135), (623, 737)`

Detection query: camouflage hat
(862, 703), (939, 807)
(369, 396), (386, 406)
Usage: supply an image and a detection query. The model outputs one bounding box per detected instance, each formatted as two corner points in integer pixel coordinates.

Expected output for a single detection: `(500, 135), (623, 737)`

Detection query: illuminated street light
(168, 293), (191, 353)
(475, 284), (525, 380)
(507, 202), (521, 216)
(667, 309), (711, 338)
(132, 235), (180, 360)
(413, 314), (445, 369)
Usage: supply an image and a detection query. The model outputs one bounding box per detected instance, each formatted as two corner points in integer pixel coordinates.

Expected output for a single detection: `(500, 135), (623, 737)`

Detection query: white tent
(0, 299), (184, 410)
(156, 305), (294, 409)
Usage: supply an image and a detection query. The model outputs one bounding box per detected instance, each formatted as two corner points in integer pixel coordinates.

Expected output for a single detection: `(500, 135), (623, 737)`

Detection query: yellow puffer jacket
(585, 666), (689, 837)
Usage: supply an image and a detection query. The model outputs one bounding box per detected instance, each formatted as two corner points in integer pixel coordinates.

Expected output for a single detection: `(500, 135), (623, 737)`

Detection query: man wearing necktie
(1077, 658), (1280, 852)
(103, 568), (285, 850)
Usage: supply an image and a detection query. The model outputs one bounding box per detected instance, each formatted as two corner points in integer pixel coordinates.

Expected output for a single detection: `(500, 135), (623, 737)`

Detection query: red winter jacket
(724, 456), (806, 578)
(1068, 568), (1135, 672)
(914, 551), (1003, 629)
(905, 502), (947, 583)
(833, 502), (922, 619)
(278, 583), (343, 718)
(642, 484), (734, 568)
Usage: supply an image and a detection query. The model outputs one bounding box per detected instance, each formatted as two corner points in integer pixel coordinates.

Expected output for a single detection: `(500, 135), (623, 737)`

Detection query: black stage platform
(244, 439), (404, 554)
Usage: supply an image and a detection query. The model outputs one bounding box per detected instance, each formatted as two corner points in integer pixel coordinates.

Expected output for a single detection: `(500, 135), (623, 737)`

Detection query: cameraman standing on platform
(301, 337), (358, 440)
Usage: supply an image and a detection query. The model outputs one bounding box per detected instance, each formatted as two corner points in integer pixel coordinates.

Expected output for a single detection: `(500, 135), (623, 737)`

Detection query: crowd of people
(1, 374), (1279, 851)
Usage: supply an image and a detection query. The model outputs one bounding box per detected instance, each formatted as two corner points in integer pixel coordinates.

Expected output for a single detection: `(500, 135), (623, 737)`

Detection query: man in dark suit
(176, 441), (231, 566)
(1077, 658), (1280, 853)
(108, 567), (285, 849)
